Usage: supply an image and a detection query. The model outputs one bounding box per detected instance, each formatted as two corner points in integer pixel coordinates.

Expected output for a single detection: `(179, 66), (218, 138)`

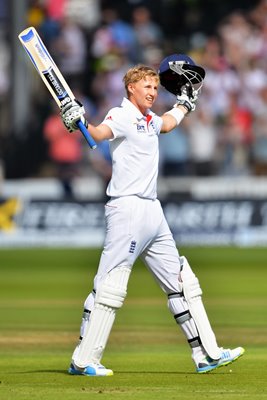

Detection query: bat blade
(18, 27), (97, 149)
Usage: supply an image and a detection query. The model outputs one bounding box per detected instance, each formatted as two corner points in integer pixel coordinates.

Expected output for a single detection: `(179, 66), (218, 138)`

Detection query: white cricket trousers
(93, 195), (181, 294)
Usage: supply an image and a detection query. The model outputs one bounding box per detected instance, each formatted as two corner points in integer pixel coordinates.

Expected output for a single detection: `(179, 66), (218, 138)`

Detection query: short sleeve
(151, 113), (164, 135)
(101, 107), (124, 139)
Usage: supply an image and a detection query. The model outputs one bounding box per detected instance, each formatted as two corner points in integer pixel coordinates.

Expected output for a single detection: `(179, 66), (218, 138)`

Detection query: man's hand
(176, 84), (198, 113)
(60, 99), (88, 132)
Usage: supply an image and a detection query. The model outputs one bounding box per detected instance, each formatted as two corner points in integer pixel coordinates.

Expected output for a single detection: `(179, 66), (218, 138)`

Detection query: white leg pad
(71, 292), (95, 362)
(180, 256), (221, 360)
(73, 266), (131, 368)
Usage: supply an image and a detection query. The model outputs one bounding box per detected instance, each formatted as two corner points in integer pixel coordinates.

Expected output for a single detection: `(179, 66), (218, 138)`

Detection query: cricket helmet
(158, 53), (205, 96)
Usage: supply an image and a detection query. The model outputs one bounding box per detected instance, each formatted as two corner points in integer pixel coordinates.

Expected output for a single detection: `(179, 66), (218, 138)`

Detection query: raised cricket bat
(18, 26), (97, 149)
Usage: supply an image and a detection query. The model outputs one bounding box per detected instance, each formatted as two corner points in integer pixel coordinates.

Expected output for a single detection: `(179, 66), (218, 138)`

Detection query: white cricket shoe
(196, 347), (245, 373)
(68, 362), (113, 376)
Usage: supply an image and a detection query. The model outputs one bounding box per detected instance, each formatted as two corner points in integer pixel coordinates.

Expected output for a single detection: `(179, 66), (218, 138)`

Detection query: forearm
(161, 105), (187, 133)
(87, 123), (113, 142)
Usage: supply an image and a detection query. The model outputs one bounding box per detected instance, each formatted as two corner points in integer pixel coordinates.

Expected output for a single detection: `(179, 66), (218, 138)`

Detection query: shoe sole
(197, 348), (245, 374)
(68, 368), (113, 377)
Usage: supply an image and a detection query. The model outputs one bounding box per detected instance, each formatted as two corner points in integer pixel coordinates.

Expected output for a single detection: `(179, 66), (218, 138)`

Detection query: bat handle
(77, 120), (97, 149)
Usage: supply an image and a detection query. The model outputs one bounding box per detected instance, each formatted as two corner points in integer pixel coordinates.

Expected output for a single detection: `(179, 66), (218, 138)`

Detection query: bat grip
(77, 120), (97, 149)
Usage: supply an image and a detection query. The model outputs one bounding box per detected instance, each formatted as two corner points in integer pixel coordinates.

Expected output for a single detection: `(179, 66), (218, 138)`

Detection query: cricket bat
(18, 26), (97, 149)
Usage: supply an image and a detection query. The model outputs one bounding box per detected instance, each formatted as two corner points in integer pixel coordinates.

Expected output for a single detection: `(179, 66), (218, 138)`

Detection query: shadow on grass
(14, 370), (69, 375)
(19, 369), (200, 375)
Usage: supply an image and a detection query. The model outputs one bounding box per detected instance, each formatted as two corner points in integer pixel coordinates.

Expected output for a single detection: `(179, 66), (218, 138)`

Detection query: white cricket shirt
(102, 97), (163, 200)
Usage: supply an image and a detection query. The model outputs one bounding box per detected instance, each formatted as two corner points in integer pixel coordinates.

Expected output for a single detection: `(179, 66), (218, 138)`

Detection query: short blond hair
(123, 64), (159, 95)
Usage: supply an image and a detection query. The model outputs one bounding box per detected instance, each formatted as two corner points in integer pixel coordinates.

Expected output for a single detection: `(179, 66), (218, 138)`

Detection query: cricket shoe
(68, 362), (113, 376)
(196, 347), (245, 373)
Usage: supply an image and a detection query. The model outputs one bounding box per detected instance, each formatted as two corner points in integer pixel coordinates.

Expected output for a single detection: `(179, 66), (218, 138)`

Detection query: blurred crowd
(1, 0), (267, 197)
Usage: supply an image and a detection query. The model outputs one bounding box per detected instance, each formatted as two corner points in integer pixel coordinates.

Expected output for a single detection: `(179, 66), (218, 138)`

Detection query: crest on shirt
(105, 115), (113, 121)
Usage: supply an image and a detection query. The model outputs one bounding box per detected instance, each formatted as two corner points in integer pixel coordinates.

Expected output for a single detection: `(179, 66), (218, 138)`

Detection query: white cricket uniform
(93, 97), (181, 295)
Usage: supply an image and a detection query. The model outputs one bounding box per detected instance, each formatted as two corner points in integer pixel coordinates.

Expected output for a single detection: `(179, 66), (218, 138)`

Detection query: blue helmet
(158, 53), (205, 95)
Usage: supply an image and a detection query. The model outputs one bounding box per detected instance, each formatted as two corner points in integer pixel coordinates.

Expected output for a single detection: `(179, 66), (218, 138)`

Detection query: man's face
(128, 76), (159, 114)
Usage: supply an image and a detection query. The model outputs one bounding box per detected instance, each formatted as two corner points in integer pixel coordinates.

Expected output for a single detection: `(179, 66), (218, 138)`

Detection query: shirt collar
(121, 97), (151, 120)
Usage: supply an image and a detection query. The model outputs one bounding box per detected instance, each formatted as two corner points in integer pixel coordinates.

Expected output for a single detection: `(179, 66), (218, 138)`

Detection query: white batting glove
(176, 84), (198, 113)
(60, 99), (88, 132)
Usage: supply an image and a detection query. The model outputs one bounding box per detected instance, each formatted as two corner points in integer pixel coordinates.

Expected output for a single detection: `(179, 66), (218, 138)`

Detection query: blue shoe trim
(196, 348), (245, 373)
(68, 363), (98, 376)
(83, 366), (98, 376)
(197, 363), (218, 373)
(68, 364), (83, 375)
(68, 363), (113, 376)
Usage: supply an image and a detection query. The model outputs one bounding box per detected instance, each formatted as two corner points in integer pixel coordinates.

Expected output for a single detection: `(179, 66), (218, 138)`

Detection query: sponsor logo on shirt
(136, 124), (146, 132)
(134, 116), (156, 134)
(134, 117), (147, 133)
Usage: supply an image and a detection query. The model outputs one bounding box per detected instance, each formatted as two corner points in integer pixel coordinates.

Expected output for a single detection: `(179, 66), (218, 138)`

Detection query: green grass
(0, 247), (266, 399)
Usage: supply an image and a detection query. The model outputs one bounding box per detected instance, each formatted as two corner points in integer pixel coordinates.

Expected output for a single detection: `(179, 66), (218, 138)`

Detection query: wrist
(176, 104), (190, 115)
(176, 99), (192, 113)
(165, 107), (185, 125)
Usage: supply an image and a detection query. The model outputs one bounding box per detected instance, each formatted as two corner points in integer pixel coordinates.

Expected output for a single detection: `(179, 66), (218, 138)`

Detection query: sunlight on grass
(0, 247), (266, 400)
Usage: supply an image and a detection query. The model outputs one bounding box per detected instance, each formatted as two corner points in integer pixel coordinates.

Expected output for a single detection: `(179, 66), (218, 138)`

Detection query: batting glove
(60, 99), (88, 132)
(176, 84), (198, 113)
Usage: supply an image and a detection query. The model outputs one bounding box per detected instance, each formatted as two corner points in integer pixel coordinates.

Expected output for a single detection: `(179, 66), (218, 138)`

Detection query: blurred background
(1, 0), (267, 247)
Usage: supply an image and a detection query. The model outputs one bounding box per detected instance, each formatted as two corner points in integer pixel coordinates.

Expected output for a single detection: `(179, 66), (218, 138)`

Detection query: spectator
(159, 125), (190, 176)
(131, 6), (164, 63)
(43, 103), (83, 199)
(91, 8), (136, 62)
(183, 106), (218, 176)
(0, 27), (9, 136)
(218, 92), (253, 176)
(9, 1), (267, 180)
(52, 16), (88, 88)
(90, 52), (132, 109)
(201, 36), (241, 119)
(218, 11), (256, 69)
(251, 84), (267, 175)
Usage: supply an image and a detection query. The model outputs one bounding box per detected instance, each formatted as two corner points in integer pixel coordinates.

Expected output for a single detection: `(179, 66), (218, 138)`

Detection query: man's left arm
(160, 85), (198, 133)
